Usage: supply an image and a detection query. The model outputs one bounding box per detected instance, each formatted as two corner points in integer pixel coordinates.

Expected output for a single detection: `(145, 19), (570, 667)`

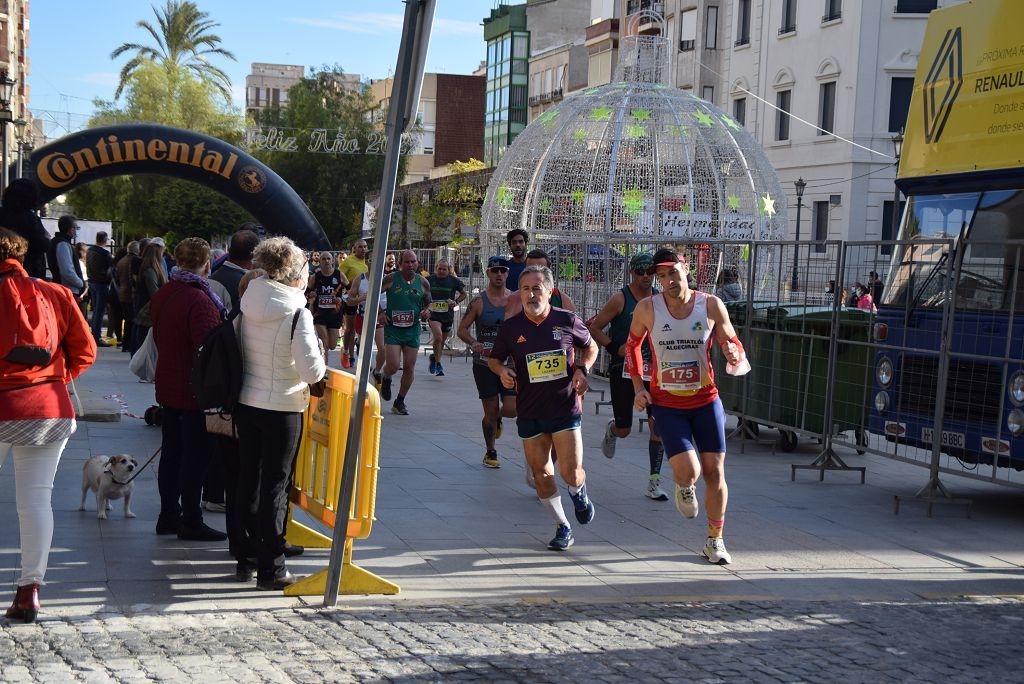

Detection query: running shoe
(341, 352), (351, 369)
(380, 376), (392, 401)
(429, 353), (437, 375)
(372, 371), (382, 390)
(601, 419), (617, 459)
(645, 477), (669, 501)
(702, 537), (732, 565)
(391, 400), (408, 416)
(548, 523), (574, 551)
(675, 483), (699, 518)
(435, 362), (444, 377)
(568, 483), (595, 525)
(483, 450), (500, 468)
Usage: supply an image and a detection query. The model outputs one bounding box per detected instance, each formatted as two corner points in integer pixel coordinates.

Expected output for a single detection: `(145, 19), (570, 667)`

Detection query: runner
(489, 265), (598, 551)
(588, 252), (667, 500)
(626, 248), (744, 565)
(457, 257), (516, 469)
(379, 249), (432, 415)
(338, 239), (369, 369)
(348, 264), (386, 384)
(382, 253), (397, 276)
(504, 228), (529, 291)
(505, 249), (575, 318)
(306, 252), (348, 363)
(425, 259), (466, 377)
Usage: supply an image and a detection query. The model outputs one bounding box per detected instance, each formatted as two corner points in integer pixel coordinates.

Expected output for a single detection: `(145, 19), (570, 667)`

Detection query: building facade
(245, 63), (304, 118)
(483, 4), (529, 166)
(1, 0), (32, 178)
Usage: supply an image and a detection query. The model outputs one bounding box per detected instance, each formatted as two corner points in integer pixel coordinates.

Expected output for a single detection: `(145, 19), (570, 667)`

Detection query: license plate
(921, 427), (965, 449)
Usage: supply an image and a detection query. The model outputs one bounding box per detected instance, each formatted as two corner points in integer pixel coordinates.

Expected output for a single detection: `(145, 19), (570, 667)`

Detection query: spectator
(868, 271), (884, 302)
(210, 227), (259, 314)
(150, 237), (226, 542)
(116, 241), (140, 353)
(47, 215), (87, 315)
(0, 228), (97, 623)
(107, 246), (128, 347)
(852, 282), (877, 312)
(85, 231), (114, 347)
(715, 268), (743, 303)
(133, 238), (167, 349)
(826, 280), (836, 296)
(234, 237), (326, 589)
(0, 179), (49, 279)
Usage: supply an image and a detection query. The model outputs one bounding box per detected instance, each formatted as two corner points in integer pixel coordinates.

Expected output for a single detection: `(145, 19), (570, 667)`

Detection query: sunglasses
(632, 268), (650, 275)
(488, 266), (509, 273)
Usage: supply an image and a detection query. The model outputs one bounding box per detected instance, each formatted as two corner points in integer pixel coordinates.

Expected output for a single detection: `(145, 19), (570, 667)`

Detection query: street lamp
(12, 118), (26, 179)
(791, 176), (806, 293)
(0, 71), (17, 191)
(891, 128), (904, 242)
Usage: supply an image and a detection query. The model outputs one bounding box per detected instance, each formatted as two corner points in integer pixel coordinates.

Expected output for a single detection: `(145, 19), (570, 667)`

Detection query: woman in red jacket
(0, 228), (96, 622)
(150, 237), (226, 542)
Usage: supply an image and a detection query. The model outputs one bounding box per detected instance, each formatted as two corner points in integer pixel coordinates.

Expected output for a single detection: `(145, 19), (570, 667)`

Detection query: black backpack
(190, 308), (243, 411)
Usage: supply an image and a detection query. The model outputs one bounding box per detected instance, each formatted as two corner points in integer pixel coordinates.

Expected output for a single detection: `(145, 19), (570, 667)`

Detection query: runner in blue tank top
(489, 265), (599, 552)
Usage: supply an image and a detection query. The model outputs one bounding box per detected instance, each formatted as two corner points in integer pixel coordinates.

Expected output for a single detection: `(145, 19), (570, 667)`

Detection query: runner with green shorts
(380, 249), (432, 415)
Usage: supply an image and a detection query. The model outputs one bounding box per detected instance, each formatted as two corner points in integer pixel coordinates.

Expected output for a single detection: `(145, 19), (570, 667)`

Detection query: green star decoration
(631, 108), (651, 122)
(680, 200), (692, 214)
(538, 197), (553, 214)
(573, 128), (588, 141)
(590, 106), (613, 121)
(727, 194), (741, 211)
(669, 124), (689, 138)
(759, 194), (777, 218)
(570, 189), (586, 204)
(623, 187), (646, 218)
(720, 116), (742, 131)
(560, 259), (580, 281)
(537, 109), (559, 129)
(626, 124), (647, 139)
(693, 110), (714, 127)
(496, 184), (514, 209)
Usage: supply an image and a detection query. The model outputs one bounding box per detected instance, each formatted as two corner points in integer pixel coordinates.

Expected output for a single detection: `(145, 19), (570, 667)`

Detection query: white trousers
(0, 438), (67, 586)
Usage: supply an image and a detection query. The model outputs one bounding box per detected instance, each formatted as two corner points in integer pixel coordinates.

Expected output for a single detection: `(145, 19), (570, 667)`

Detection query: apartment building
(245, 63), (361, 119)
(1, 0), (32, 177)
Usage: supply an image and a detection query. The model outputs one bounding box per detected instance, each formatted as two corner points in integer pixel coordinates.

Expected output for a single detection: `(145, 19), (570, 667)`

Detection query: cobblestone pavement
(2, 596), (1022, 682)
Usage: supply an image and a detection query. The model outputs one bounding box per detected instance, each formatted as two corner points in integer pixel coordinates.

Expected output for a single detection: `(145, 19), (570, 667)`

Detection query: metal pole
(322, 0), (435, 608)
(790, 197), (801, 293)
(1, 122), (8, 191)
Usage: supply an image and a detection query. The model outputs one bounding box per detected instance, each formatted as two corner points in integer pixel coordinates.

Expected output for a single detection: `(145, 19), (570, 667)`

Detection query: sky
(29, 0), (493, 138)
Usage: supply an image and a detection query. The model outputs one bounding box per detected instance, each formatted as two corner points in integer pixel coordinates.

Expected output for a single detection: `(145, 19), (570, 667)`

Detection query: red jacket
(151, 279), (222, 410)
(0, 258), (97, 420)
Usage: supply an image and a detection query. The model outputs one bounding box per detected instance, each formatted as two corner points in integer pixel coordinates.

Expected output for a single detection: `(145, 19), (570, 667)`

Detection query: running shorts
(648, 397), (726, 456)
(430, 313), (454, 334)
(517, 414), (582, 440)
(610, 367), (651, 430)
(384, 324), (420, 348)
(472, 363), (515, 400)
(313, 310), (343, 330)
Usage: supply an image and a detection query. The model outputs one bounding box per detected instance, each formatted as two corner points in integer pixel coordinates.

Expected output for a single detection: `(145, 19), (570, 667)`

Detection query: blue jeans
(88, 281), (109, 341)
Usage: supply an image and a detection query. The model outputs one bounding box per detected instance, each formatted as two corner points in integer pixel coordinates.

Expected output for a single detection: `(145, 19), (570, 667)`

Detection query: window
(776, 90), (791, 141)
(733, 97), (746, 126)
(812, 201), (829, 252)
(420, 131), (435, 156)
(780, 0), (797, 34)
(702, 86), (714, 103)
(895, 0), (936, 12)
(513, 34), (529, 58)
(543, 68), (552, 95)
(823, 0), (841, 21)
(881, 200), (906, 255)
(818, 81), (836, 134)
(889, 77), (914, 133)
(736, 0), (751, 45)
(680, 8), (697, 51)
(705, 7), (719, 49)
(532, 73), (541, 99)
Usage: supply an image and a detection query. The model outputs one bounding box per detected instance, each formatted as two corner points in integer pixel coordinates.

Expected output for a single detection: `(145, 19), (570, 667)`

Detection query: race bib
(391, 310), (415, 327)
(317, 294), (336, 309)
(526, 349), (567, 383)
(430, 301), (449, 313)
(623, 357), (653, 382)
(658, 360), (701, 391)
(481, 341), (494, 356)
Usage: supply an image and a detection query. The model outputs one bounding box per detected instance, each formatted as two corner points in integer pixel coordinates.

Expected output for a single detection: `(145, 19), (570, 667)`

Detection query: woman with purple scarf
(149, 237), (228, 541)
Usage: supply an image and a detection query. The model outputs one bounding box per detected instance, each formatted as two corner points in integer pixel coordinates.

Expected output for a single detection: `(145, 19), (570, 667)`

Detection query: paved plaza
(2, 346), (1023, 682)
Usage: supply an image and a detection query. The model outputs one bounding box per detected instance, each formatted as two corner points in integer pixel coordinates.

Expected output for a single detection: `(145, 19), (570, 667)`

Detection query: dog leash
(111, 446), (162, 486)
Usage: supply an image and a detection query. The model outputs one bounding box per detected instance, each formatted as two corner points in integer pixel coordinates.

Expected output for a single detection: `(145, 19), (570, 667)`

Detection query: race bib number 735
(525, 349), (567, 383)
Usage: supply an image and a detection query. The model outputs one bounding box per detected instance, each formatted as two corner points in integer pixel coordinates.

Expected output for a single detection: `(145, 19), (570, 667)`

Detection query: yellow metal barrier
(283, 367), (399, 596)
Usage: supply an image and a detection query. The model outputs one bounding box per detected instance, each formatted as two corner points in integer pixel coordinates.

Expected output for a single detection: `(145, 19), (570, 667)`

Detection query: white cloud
(288, 13), (478, 37)
(80, 72), (119, 87)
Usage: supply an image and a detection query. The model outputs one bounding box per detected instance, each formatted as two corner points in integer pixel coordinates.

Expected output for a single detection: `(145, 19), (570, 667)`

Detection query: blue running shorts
(648, 398), (726, 456)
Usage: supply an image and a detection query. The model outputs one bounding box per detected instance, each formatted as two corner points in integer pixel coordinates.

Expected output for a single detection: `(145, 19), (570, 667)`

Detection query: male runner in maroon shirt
(489, 265), (598, 551)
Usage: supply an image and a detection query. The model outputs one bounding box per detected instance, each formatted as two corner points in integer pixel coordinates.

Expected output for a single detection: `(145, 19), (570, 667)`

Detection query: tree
(252, 66), (403, 248)
(111, 0), (235, 102)
(406, 159), (487, 247)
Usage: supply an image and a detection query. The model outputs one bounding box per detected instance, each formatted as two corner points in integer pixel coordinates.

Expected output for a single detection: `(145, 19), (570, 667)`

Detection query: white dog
(80, 455), (138, 520)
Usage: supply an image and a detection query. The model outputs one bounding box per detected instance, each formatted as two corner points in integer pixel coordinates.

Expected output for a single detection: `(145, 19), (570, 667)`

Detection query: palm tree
(110, 0), (236, 101)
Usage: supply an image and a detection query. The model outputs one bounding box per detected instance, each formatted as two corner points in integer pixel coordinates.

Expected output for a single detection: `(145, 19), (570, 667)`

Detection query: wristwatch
(575, 365), (589, 376)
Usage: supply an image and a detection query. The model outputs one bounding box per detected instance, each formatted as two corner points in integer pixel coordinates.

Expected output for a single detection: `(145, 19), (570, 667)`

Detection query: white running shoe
(645, 477), (669, 501)
(601, 419), (617, 459)
(675, 484), (698, 518)
(703, 536), (732, 565)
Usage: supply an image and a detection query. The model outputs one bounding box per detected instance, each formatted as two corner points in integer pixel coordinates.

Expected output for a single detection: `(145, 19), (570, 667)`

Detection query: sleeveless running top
(649, 291), (718, 409)
(385, 274), (424, 328)
(313, 270), (344, 311)
(609, 286), (653, 374)
(473, 290), (505, 366)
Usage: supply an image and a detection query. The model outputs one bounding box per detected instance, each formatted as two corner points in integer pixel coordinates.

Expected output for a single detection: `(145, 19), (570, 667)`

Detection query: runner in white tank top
(625, 248), (747, 566)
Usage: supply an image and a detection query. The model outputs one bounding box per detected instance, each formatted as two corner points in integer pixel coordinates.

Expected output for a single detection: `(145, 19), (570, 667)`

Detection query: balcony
(626, 0), (664, 35)
(778, 24), (796, 35)
(528, 94), (542, 107)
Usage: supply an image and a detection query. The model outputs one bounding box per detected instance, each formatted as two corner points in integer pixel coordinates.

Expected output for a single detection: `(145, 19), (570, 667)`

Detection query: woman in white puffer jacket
(233, 236), (326, 590)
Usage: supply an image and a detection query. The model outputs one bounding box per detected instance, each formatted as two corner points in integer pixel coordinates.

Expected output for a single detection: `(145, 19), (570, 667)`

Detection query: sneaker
(372, 371), (383, 390)
(645, 477), (669, 501)
(675, 484), (699, 518)
(256, 570), (298, 591)
(483, 450), (500, 468)
(95, 338), (112, 348)
(601, 419), (617, 459)
(391, 400), (408, 416)
(435, 362), (444, 377)
(380, 376), (392, 401)
(496, 419), (503, 440)
(202, 501), (227, 513)
(282, 542), (305, 558)
(429, 353), (437, 375)
(568, 483), (595, 525)
(702, 536), (732, 565)
(548, 523), (574, 551)
(341, 353), (351, 369)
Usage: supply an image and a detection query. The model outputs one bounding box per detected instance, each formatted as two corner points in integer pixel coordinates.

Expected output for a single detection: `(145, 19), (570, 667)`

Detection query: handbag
(204, 411), (237, 438)
(129, 327), (158, 381)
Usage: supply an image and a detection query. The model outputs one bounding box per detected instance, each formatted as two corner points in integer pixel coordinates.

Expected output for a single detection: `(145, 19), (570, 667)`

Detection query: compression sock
(708, 517), (724, 539)
(648, 441), (664, 477)
(540, 493), (570, 527)
(395, 393), (406, 404)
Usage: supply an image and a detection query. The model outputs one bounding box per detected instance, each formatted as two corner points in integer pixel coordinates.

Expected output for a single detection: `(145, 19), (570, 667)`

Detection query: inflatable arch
(24, 123), (331, 250)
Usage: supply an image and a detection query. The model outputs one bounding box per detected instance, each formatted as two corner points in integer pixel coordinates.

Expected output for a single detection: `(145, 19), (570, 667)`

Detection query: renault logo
(923, 27), (963, 144)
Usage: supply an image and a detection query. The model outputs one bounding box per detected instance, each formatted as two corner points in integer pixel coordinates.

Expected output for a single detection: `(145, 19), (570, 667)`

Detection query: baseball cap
(150, 237), (166, 248)
(487, 256), (510, 270)
(647, 247), (686, 274)
(629, 252), (654, 273)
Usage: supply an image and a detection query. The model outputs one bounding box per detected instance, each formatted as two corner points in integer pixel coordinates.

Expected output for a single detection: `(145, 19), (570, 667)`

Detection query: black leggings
(233, 404), (303, 580)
